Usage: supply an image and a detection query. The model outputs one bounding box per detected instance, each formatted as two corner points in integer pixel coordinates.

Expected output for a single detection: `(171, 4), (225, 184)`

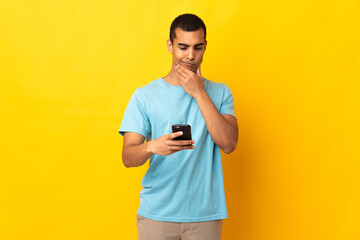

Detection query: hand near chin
(175, 64), (205, 99)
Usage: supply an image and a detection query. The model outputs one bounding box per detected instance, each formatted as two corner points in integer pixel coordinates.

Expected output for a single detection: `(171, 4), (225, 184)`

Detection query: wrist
(194, 88), (207, 101)
(146, 140), (155, 155)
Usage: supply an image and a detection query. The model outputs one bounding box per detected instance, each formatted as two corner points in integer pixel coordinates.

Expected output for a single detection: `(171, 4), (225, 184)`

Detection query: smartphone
(172, 124), (192, 141)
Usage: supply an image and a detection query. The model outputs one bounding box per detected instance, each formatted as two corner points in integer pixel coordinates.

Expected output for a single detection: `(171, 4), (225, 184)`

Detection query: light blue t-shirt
(119, 77), (236, 222)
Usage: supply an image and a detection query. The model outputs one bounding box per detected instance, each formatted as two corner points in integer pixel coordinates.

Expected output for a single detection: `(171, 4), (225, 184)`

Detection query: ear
(166, 39), (173, 54)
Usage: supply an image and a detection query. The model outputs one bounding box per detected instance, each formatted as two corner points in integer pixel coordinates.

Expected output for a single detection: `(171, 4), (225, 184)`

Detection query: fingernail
(192, 140), (195, 143)
(178, 131), (183, 135)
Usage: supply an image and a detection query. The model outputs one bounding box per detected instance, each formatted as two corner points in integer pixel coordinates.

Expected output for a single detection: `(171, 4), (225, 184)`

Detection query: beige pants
(136, 214), (223, 240)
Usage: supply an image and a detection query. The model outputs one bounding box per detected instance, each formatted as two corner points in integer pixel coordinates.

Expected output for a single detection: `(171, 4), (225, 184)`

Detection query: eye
(195, 47), (202, 51)
(180, 48), (187, 50)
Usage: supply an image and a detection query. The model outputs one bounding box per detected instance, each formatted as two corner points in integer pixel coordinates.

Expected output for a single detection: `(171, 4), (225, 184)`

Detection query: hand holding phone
(147, 124), (194, 156)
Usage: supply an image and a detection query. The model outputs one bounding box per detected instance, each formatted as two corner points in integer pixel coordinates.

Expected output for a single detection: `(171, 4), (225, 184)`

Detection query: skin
(122, 27), (238, 168)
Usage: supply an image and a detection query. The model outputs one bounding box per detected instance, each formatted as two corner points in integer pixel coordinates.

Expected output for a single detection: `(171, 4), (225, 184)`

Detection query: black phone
(172, 124), (192, 141)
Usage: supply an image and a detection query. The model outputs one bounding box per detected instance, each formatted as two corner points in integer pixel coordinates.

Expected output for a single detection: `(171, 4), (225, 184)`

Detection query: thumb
(197, 64), (202, 77)
(168, 131), (183, 139)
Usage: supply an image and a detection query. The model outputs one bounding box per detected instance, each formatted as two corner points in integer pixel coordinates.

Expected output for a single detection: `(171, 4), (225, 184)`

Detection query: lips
(182, 62), (195, 67)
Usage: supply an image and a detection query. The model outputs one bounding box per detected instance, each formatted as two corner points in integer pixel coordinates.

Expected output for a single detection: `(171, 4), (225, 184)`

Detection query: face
(167, 28), (207, 72)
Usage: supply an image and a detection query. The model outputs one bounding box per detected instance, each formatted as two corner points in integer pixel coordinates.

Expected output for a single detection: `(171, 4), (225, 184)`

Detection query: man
(119, 13), (238, 240)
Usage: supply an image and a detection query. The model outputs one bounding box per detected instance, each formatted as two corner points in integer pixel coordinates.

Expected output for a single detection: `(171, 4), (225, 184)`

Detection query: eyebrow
(177, 43), (204, 47)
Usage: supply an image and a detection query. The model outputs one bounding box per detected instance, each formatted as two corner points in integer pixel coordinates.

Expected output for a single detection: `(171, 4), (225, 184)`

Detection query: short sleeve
(119, 89), (151, 139)
(219, 84), (236, 118)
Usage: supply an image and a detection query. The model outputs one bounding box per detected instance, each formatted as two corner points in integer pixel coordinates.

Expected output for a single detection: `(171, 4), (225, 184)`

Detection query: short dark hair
(170, 13), (206, 43)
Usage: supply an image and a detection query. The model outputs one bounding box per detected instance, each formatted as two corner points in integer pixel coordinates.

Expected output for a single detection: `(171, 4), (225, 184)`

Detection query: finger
(169, 145), (195, 151)
(176, 70), (187, 80)
(176, 72), (188, 84)
(175, 65), (189, 78)
(168, 131), (183, 139)
(168, 140), (195, 146)
(177, 64), (192, 75)
(176, 64), (192, 74)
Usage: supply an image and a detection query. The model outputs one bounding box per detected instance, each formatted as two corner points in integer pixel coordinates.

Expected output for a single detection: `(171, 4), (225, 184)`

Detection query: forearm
(195, 90), (238, 153)
(122, 131), (195, 168)
(122, 141), (153, 168)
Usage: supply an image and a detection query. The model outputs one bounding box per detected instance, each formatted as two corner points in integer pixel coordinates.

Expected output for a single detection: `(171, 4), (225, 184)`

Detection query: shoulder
(131, 78), (162, 99)
(203, 78), (232, 95)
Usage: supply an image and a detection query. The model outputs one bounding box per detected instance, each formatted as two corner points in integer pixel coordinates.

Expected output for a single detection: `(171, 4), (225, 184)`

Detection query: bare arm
(122, 131), (195, 168)
(195, 92), (238, 153)
(122, 132), (153, 168)
(176, 64), (238, 154)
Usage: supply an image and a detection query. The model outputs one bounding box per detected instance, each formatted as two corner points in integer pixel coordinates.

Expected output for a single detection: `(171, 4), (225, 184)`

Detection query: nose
(187, 49), (195, 60)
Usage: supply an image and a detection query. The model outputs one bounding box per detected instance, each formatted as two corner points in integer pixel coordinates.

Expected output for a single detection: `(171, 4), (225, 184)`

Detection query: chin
(186, 65), (195, 71)
(186, 64), (197, 72)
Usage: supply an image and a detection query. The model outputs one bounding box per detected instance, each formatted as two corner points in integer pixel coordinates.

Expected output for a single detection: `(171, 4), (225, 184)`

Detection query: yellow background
(1, 0), (359, 239)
